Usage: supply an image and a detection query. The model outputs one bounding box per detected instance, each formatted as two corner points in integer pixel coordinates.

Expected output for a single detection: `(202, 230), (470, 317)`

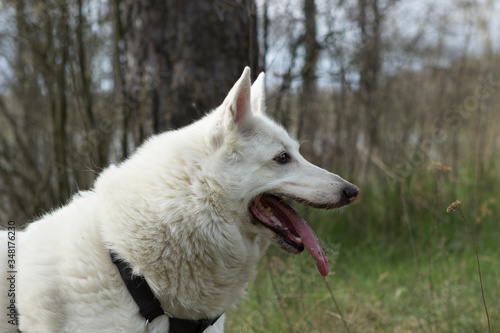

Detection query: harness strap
(110, 251), (164, 323)
(109, 251), (221, 333)
(169, 316), (221, 333)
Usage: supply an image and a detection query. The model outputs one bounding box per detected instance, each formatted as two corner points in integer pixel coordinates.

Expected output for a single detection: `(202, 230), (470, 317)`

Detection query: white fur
(0, 67), (355, 332)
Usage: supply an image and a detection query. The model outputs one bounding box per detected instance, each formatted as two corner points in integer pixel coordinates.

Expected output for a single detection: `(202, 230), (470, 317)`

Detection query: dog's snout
(343, 185), (359, 203)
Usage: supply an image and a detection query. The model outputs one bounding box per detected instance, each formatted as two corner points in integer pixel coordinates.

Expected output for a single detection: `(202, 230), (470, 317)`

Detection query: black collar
(109, 251), (221, 333)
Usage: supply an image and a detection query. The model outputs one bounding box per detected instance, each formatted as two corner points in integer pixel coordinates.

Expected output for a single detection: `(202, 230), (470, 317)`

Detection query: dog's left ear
(251, 72), (266, 115)
(222, 67), (252, 130)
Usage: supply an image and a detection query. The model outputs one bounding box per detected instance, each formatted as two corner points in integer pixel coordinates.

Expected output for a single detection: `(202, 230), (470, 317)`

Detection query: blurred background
(0, 0), (499, 331)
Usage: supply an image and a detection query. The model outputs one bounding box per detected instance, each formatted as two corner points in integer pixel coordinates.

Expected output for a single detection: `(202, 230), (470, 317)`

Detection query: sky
(260, 0), (500, 88)
(0, 0), (499, 90)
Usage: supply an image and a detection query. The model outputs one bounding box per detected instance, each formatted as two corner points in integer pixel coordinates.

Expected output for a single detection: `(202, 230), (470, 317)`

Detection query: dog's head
(96, 67), (357, 279)
(204, 67), (359, 277)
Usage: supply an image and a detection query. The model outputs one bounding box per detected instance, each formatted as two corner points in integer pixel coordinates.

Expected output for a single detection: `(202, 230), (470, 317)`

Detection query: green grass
(225, 174), (499, 332)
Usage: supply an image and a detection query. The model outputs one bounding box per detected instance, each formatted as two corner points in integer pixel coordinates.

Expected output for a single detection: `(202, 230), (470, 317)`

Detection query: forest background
(0, 0), (499, 331)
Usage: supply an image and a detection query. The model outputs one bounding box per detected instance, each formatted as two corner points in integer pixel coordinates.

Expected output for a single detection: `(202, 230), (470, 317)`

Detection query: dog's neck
(100, 203), (270, 320)
(142, 220), (269, 320)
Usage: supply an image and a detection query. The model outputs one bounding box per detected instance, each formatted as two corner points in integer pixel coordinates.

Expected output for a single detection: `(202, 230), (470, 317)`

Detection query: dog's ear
(251, 72), (266, 115)
(222, 67), (252, 130)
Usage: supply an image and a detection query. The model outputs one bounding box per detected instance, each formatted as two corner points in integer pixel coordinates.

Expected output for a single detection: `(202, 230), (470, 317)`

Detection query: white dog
(0, 67), (358, 333)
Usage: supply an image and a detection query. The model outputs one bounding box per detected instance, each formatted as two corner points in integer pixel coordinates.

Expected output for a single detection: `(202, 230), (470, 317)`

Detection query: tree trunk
(124, 0), (259, 146)
(54, 1), (71, 203)
(360, 0), (381, 140)
(358, 0), (382, 178)
(297, 0), (319, 157)
(76, 0), (109, 169)
(111, 0), (129, 158)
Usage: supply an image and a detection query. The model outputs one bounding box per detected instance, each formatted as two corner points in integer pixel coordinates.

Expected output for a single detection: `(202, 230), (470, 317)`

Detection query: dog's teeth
(295, 237), (302, 243)
(270, 215), (281, 226)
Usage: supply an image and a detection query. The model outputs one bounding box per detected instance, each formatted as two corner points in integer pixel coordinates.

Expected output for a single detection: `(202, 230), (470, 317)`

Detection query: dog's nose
(343, 185), (359, 203)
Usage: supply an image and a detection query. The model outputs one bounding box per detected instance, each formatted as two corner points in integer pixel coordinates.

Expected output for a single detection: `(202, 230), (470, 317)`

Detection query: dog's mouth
(250, 194), (329, 277)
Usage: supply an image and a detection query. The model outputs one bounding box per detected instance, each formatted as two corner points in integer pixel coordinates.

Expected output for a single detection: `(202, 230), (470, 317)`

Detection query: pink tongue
(256, 195), (329, 277)
(280, 206), (330, 277)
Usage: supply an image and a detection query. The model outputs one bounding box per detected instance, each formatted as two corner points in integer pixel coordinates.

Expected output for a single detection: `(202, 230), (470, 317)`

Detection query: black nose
(343, 185), (359, 203)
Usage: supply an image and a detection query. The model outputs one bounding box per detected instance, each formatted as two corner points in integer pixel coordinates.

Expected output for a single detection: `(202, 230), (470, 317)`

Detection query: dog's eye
(274, 152), (291, 164)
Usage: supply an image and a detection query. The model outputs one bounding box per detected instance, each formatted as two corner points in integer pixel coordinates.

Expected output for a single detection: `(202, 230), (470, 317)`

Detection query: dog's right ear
(251, 72), (266, 115)
(222, 67), (252, 131)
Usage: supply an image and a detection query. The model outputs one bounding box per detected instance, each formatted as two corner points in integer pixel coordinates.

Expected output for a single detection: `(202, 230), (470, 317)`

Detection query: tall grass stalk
(447, 200), (491, 333)
(322, 277), (350, 333)
(266, 252), (294, 333)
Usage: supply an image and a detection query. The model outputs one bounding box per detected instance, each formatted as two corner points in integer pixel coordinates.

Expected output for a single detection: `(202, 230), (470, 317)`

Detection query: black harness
(109, 251), (221, 333)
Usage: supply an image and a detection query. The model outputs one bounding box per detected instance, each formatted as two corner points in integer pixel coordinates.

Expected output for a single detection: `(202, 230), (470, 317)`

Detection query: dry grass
(447, 200), (491, 333)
